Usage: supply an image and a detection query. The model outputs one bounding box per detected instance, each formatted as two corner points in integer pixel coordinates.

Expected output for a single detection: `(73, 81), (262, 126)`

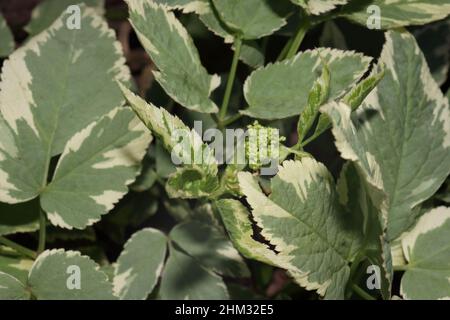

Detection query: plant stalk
(37, 208), (46, 254)
(0, 236), (36, 259)
(285, 16), (309, 60)
(352, 284), (376, 300)
(219, 37), (242, 122)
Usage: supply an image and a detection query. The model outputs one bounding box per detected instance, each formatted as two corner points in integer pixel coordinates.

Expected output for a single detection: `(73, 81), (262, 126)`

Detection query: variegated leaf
(0, 199), (39, 236)
(292, 0), (349, 15)
(0, 272), (29, 300)
(0, 252), (33, 284)
(239, 159), (362, 299)
(125, 0), (220, 113)
(211, 0), (292, 40)
(40, 107), (151, 229)
(160, 246), (229, 299)
(25, 0), (104, 36)
(170, 220), (250, 278)
(342, 0), (450, 29)
(28, 249), (115, 300)
(322, 30), (450, 240)
(153, 0), (210, 14)
(400, 207), (450, 299)
(242, 48), (371, 119)
(0, 6), (130, 204)
(120, 84), (220, 199)
(113, 228), (167, 300)
(0, 14), (14, 57)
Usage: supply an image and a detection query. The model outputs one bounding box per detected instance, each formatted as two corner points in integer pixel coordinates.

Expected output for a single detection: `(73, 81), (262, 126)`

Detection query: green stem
(221, 113), (243, 127)
(352, 284), (376, 300)
(219, 37), (242, 122)
(276, 38), (293, 61)
(37, 209), (46, 254)
(0, 236), (36, 259)
(285, 16), (309, 60)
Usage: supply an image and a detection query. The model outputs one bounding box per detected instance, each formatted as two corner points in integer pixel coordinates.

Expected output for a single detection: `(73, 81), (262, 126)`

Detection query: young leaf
(292, 0), (349, 15)
(297, 61), (330, 143)
(113, 228), (167, 300)
(0, 272), (30, 300)
(242, 48), (371, 119)
(342, 0), (450, 29)
(28, 249), (115, 300)
(0, 6), (130, 204)
(125, 0), (220, 113)
(120, 84), (220, 199)
(239, 159), (362, 299)
(40, 108), (151, 230)
(400, 207), (450, 299)
(322, 30), (450, 240)
(211, 0), (292, 40)
(25, 0), (104, 36)
(0, 14), (14, 57)
(216, 199), (294, 268)
(160, 246), (229, 299)
(170, 220), (250, 278)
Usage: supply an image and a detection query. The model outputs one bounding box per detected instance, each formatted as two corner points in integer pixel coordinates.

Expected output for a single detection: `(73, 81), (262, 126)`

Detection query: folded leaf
(242, 48), (371, 119)
(28, 249), (115, 300)
(160, 246), (229, 299)
(25, 0), (104, 36)
(239, 159), (362, 299)
(113, 228), (167, 300)
(211, 0), (292, 40)
(292, 0), (349, 15)
(0, 6), (130, 204)
(120, 84), (219, 199)
(125, 0), (220, 113)
(400, 207), (450, 299)
(322, 30), (450, 240)
(170, 220), (249, 278)
(40, 107), (151, 229)
(0, 14), (14, 57)
(342, 0), (450, 29)
(0, 272), (29, 300)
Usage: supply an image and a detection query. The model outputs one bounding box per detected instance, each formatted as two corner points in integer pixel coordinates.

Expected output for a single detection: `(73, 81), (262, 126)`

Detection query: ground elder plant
(0, 0), (449, 300)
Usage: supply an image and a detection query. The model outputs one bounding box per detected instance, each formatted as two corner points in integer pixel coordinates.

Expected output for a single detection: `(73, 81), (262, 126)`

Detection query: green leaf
(337, 163), (392, 299)
(0, 199), (39, 236)
(0, 252), (34, 284)
(28, 249), (115, 300)
(25, 0), (104, 36)
(413, 18), (450, 86)
(242, 48), (371, 120)
(0, 272), (29, 300)
(0, 14), (14, 57)
(40, 107), (151, 229)
(211, 0), (292, 40)
(170, 220), (249, 278)
(113, 228), (167, 300)
(160, 245), (229, 299)
(342, 0), (450, 29)
(400, 207), (450, 299)
(297, 61), (330, 143)
(125, 0), (220, 113)
(120, 84), (220, 199)
(153, 0), (210, 14)
(322, 30), (450, 240)
(0, 6), (130, 204)
(292, 0), (349, 15)
(319, 21), (348, 50)
(236, 41), (265, 69)
(238, 159), (362, 299)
